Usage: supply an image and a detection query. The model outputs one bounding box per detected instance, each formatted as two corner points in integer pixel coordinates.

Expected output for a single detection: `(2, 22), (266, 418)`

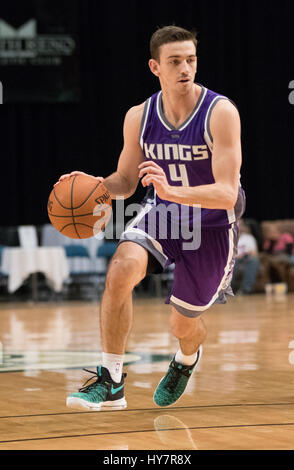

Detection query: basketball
(47, 174), (112, 239)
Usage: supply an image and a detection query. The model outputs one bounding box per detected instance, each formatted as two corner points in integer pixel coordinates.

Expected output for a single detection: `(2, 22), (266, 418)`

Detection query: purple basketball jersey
(139, 84), (245, 227)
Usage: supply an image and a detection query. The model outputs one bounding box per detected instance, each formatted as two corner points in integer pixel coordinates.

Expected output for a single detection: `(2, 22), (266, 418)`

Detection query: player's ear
(149, 58), (160, 77)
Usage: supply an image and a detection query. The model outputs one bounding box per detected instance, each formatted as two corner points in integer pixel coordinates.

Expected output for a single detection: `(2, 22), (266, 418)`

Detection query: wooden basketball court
(0, 293), (294, 450)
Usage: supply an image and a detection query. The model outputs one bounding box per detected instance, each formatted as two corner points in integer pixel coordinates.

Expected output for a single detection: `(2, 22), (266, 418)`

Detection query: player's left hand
(138, 161), (171, 200)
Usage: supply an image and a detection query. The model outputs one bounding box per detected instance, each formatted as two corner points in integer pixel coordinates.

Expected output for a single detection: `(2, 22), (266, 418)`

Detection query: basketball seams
(53, 188), (71, 210)
(71, 176), (81, 238)
(59, 222), (96, 233)
(48, 212), (97, 218)
(48, 175), (111, 239)
(72, 178), (101, 210)
(52, 177), (101, 210)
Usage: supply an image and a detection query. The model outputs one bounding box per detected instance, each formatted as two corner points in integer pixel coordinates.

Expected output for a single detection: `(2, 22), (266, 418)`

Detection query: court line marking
(1, 422), (294, 444)
(1, 402), (294, 420)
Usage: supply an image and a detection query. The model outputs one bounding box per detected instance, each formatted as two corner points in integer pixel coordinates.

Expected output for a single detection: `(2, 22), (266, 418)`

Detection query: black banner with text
(0, 0), (80, 102)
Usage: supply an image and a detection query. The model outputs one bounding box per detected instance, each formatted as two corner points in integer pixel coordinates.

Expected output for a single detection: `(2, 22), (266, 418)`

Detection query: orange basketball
(47, 174), (112, 239)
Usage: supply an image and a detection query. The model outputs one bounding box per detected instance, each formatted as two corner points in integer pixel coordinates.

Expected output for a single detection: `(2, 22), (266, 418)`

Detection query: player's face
(149, 41), (197, 94)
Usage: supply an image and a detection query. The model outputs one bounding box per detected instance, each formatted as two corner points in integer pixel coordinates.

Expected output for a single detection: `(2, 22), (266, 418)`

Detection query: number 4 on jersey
(168, 164), (189, 186)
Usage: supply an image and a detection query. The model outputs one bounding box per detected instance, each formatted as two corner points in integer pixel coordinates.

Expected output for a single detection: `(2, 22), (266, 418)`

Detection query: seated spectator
(232, 219), (260, 294)
(263, 224), (294, 283)
(263, 224), (294, 256)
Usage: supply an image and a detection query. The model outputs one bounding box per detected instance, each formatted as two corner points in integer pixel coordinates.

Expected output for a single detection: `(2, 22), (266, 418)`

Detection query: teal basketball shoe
(153, 346), (202, 407)
(66, 366), (127, 411)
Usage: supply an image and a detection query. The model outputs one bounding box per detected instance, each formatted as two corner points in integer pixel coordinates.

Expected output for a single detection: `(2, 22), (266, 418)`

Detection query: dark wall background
(0, 0), (294, 226)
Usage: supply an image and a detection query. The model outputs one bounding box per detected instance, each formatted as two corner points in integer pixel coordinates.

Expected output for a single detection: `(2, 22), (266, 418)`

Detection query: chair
(0, 245), (8, 289)
(0, 245), (4, 264)
(41, 223), (65, 247)
(65, 244), (90, 259)
(16, 226), (40, 298)
(94, 241), (117, 295)
(96, 241), (117, 260)
(18, 225), (38, 248)
(64, 244), (91, 273)
(64, 243), (100, 299)
(62, 236), (104, 265)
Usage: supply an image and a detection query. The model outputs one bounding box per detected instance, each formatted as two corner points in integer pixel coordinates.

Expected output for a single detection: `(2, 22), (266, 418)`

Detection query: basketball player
(58, 25), (245, 410)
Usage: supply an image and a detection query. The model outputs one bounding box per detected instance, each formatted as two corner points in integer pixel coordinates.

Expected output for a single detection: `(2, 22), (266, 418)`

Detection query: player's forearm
(165, 182), (237, 210)
(103, 171), (137, 199)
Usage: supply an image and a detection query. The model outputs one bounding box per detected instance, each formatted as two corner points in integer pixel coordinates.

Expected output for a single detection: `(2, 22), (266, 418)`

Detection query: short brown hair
(150, 25), (198, 62)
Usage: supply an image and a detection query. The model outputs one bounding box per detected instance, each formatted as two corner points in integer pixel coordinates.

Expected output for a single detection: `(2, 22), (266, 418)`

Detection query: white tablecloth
(1, 247), (69, 293)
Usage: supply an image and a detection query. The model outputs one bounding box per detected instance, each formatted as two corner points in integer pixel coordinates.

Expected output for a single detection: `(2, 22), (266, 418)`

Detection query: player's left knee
(170, 310), (207, 341)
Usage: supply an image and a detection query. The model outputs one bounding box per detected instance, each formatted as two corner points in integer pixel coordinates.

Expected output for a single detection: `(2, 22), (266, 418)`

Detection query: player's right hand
(54, 171), (104, 187)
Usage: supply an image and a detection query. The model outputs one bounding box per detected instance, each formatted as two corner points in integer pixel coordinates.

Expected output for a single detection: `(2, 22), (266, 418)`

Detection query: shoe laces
(165, 360), (194, 390)
(164, 364), (183, 390)
(78, 368), (109, 394)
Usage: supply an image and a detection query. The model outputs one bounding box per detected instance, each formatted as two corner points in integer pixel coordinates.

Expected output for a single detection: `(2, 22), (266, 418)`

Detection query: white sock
(175, 348), (199, 366)
(102, 352), (124, 383)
